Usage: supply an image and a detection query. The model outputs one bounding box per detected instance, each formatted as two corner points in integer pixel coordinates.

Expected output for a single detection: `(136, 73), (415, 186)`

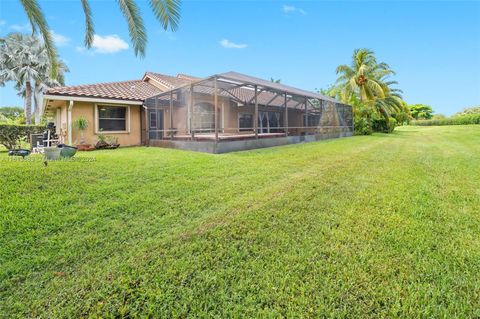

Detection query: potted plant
(73, 117), (90, 151)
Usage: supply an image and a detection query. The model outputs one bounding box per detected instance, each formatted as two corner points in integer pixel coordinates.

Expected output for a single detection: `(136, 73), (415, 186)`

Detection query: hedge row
(0, 124), (44, 150)
(410, 114), (480, 126)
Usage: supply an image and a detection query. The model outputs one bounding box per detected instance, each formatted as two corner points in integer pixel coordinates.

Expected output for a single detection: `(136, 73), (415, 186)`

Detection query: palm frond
(81, 0), (95, 48)
(336, 64), (351, 73)
(117, 0), (147, 57)
(18, 0), (58, 78)
(150, 0), (181, 31)
(367, 80), (385, 99)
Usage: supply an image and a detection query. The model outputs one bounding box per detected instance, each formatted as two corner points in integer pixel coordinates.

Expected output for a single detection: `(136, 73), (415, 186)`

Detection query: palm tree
(0, 33), (68, 124)
(19, 0), (181, 75)
(32, 59), (68, 124)
(335, 49), (394, 102)
(335, 48), (403, 119)
(0, 33), (37, 124)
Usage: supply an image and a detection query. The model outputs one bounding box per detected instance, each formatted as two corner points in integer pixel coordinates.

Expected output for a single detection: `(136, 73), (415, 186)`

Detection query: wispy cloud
(10, 23), (31, 32)
(0, 20), (6, 26)
(220, 39), (248, 49)
(77, 34), (129, 54)
(283, 5), (307, 15)
(50, 30), (70, 46)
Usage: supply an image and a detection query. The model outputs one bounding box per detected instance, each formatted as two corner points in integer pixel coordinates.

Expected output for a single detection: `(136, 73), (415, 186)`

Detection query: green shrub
(0, 124), (43, 150)
(387, 117), (397, 133)
(354, 116), (372, 135)
(372, 117), (397, 133)
(411, 114), (480, 126)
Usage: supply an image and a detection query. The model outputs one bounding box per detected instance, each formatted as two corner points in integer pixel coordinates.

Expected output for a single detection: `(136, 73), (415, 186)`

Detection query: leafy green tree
(0, 33), (68, 124)
(409, 104), (433, 120)
(18, 0), (181, 76)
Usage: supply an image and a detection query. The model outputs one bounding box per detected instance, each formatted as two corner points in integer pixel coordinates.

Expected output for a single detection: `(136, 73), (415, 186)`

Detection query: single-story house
(42, 71), (353, 153)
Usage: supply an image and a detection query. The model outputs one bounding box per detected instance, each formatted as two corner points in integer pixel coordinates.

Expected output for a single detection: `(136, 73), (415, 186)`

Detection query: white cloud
(91, 34), (129, 54)
(9, 23), (31, 31)
(0, 20), (6, 26)
(50, 30), (70, 46)
(282, 5), (306, 15)
(220, 39), (248, 49)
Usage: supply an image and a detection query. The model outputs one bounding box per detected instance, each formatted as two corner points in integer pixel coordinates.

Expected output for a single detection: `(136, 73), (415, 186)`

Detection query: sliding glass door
(258, 111), (281, 133)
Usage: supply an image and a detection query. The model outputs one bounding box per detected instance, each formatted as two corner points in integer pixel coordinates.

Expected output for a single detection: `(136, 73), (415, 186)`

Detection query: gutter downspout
(142, 104), (149, 146)
(67, 100), (73, 145)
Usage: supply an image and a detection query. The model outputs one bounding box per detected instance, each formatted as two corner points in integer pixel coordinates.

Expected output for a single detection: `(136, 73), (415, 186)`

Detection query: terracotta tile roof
(46, 79), (163, 101)
(144, 72), (195, 89)
(46, 72), (200, 102)
(176, 73), (201, 81)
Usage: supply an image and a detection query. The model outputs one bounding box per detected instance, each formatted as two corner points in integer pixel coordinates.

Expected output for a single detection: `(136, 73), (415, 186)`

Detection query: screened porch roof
(145, 71), (339, 109)
(217, 72), (337, 102)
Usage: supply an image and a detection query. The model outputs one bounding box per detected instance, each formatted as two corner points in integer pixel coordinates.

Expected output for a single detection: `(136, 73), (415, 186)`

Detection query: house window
(149, 112), (157, 128)
(192, 102), (214, 132)
(238, 113), (253, 131)
(98, 105), (127, 132)
(305, 114), (321, 127)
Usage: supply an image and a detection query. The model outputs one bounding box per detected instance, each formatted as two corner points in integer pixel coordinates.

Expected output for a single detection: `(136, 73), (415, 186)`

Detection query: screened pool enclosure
(144, 72), (353, 153)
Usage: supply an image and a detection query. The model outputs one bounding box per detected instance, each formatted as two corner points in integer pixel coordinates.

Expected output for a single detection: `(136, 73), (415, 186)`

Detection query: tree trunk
(34, 81), (41, 125)
(25, 81), (32, 124)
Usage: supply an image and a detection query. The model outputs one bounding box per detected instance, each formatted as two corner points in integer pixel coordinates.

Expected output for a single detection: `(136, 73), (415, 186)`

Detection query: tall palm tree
(0, 33), (37, 124)
(335, 49), (394, 102)
(0, 33), (68, 124)
(32, 58), (69, 124)
(19, 0), (181, 75)
(335, 48), (403, 119)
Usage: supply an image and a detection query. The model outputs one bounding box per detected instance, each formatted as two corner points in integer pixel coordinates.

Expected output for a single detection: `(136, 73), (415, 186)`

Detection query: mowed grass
(1, 126), (479, 318)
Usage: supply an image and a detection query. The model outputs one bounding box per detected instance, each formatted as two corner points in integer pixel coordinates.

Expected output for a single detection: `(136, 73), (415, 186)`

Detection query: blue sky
(0, 0), (479, 115)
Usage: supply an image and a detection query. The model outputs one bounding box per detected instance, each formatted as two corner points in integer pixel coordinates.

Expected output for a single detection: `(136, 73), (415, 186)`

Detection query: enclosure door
(148, 110), (164, 140)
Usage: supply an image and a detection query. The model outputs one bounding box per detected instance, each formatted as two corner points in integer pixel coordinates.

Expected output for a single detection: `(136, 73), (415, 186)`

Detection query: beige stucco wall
(69, 102), (142, 146)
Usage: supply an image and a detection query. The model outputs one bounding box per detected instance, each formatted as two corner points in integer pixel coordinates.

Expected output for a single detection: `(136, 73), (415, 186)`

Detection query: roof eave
(43, 93), (144, 105)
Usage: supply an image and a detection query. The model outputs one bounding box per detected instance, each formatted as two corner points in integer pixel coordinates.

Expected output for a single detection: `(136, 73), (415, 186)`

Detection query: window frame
(192, 102), (215, 132)
(95, 104), (131, 134)
(238, 113), (254, 131)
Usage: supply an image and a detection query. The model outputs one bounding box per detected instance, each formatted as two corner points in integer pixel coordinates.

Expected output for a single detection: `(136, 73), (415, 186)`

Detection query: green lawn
(1, 126), (479, 318)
